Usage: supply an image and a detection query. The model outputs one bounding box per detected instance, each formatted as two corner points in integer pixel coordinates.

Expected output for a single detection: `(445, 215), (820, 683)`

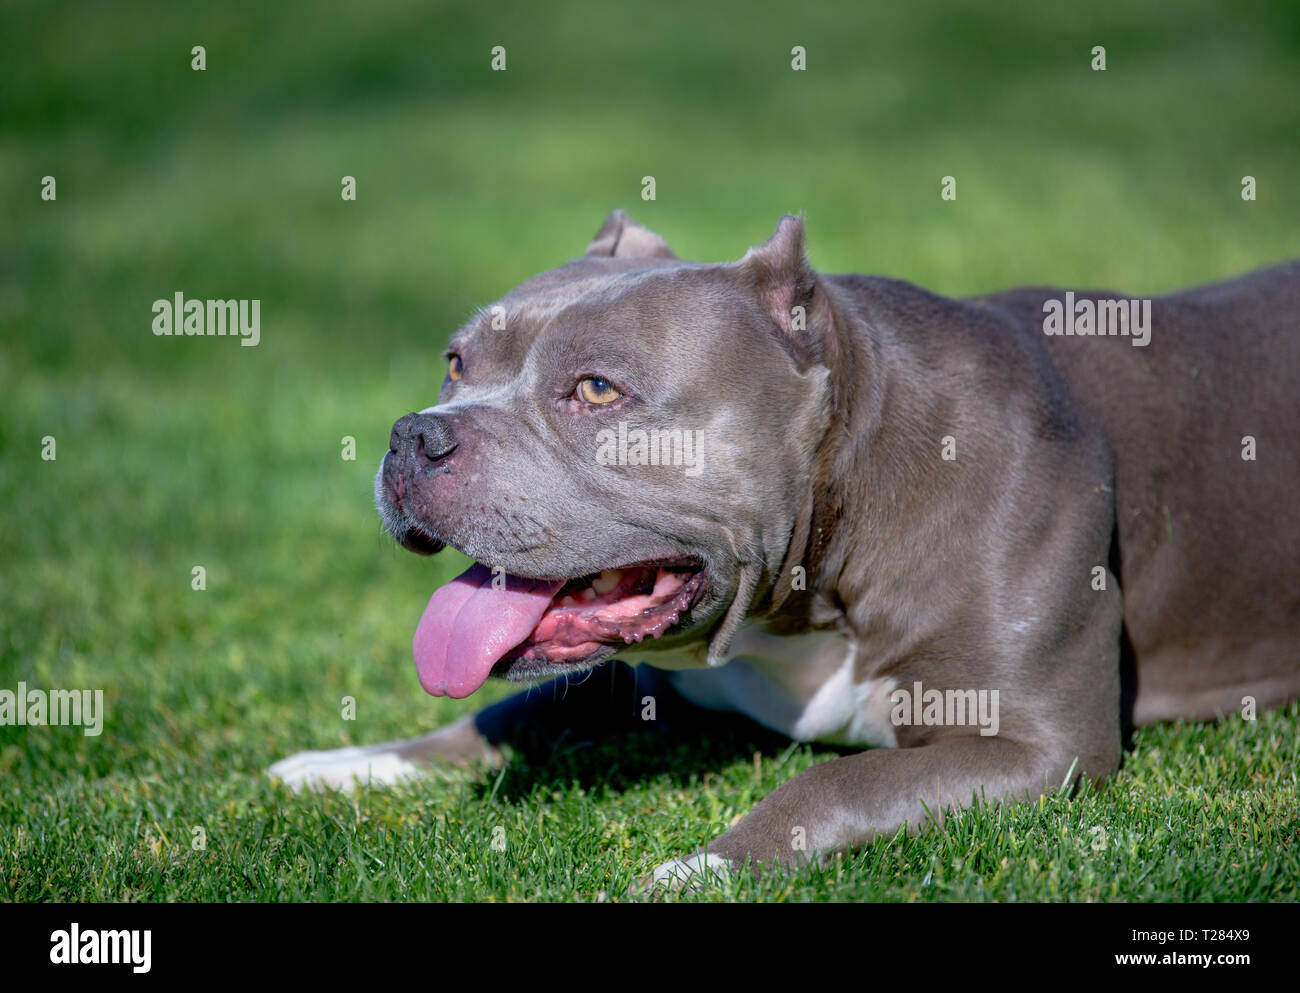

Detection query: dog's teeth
(582, 588), (597, 601)
(592, 570), (623, 594)
(560, 596), (576, 607)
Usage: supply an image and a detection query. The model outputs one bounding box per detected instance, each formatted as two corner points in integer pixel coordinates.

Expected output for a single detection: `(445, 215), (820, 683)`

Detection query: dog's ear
(584, 210), (677, 259)
(737, 214), (834, 366)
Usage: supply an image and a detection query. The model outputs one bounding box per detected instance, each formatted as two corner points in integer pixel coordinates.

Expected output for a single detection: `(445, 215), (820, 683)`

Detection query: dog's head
(376, 211), (836, 697)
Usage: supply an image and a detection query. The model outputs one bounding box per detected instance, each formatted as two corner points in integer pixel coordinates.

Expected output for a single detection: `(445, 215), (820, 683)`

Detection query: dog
(270, 211), (1300, 887)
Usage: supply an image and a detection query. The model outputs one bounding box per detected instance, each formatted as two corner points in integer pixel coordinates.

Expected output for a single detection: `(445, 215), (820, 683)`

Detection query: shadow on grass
(475, 721), (807, 805)
(463, 662), (858, 804)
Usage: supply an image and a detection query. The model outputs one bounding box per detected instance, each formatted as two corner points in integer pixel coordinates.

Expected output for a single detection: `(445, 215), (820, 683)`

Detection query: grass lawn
(1, 0), (1297, 901)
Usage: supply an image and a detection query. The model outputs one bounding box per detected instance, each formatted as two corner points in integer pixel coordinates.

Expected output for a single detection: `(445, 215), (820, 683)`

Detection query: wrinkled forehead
(449, 258), (731, 358)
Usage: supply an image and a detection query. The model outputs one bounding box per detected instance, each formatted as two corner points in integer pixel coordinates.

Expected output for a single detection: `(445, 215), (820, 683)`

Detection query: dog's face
(376, 212), (833, 697)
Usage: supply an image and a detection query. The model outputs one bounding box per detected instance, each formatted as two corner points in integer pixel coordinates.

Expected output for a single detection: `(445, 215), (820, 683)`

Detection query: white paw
(267, 745), (426, 791)
(649, 853), (732, 891)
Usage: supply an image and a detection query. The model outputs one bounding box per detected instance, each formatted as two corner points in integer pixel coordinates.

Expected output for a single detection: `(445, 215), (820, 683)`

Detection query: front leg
(650, 735), (1103, 887)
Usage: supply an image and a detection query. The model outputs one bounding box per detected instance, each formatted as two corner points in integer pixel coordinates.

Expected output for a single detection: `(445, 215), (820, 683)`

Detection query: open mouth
(412, 559), (706, 698)
(399, 525), (444, 556)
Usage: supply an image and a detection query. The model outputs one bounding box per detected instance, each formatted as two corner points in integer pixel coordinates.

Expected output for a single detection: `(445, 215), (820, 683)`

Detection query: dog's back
(977, 262), (1300, 722)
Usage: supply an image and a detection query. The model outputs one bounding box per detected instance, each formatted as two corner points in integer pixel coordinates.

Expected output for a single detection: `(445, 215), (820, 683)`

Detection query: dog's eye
(577, 377), (621, 405)
(447, 355), (464, 381)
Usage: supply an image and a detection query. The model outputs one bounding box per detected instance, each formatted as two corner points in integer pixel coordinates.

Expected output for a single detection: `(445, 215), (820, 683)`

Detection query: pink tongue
(412, 564), (565, 698)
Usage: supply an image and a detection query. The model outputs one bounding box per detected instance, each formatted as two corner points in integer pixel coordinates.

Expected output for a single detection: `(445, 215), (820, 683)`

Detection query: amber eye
(577, 376), (621, 405)
(447, 354), (463, 381)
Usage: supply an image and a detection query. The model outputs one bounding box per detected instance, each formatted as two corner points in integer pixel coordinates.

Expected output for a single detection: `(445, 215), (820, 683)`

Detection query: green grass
(1, 0), (1297, 901)
(3, 710), (1299, 901)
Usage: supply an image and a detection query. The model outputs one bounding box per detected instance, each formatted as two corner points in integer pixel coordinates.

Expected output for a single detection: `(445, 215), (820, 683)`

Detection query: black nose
(390, 412), (458, 464)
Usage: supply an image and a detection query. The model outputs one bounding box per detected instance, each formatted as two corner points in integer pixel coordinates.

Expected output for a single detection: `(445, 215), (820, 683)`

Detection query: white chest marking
(652, 624), (898, 748)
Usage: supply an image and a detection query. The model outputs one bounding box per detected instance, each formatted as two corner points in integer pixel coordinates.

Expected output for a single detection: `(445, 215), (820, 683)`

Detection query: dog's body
(271, 213), (1300, 884)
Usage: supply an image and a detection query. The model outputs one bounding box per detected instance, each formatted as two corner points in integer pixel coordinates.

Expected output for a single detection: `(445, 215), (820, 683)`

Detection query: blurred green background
(1, 0), (1297, 900)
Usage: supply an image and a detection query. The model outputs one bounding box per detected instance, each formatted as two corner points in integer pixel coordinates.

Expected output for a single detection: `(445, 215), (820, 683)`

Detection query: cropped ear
(584, 210), (677, 259)
(737, 214), (834, 365)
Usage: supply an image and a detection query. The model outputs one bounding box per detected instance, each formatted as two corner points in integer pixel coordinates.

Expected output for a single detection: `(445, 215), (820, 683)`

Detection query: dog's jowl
(270, 211), (1300, 886)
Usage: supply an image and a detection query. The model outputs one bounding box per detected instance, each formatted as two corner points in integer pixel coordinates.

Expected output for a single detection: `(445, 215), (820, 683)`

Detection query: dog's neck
(766, 275), (937, 634)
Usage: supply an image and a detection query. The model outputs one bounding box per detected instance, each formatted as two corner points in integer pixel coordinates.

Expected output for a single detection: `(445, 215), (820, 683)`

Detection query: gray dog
(271, 211), (1300, 886)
